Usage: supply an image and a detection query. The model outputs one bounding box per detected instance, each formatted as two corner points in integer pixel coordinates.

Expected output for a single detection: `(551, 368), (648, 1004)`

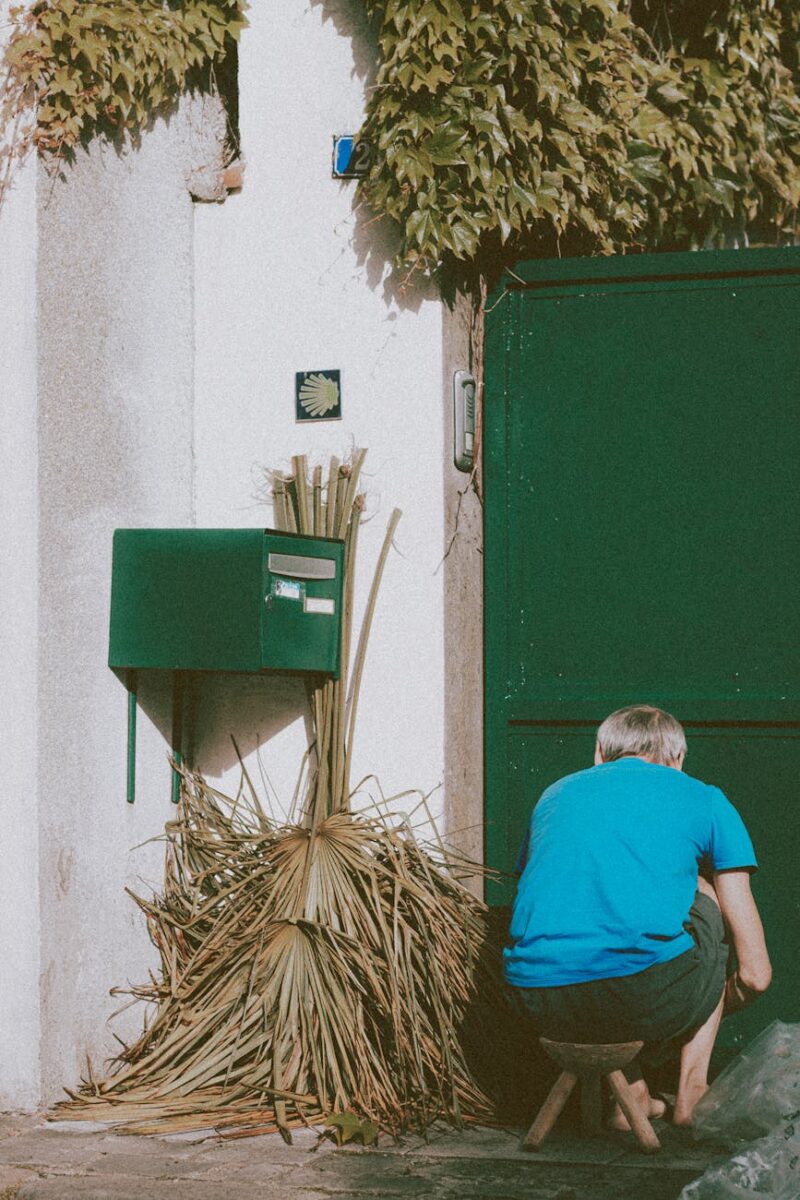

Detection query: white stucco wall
(35, 123), (196, 1103)
(1, 0), (447, 1111)
(0, 147), (41, 1108)
(192, 0), (446, 824)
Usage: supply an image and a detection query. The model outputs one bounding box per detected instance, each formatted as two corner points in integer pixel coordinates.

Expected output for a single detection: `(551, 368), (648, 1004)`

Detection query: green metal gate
(484, 246), (800, 1048)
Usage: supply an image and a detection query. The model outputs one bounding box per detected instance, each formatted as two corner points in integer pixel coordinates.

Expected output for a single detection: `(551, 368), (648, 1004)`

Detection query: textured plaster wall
(191, 0), (447, 825)
(35, 117), (195, 1102)
(442, 297), (484, 887)
(0, 143), (41, 1107)
(3, 0), (456, 1109)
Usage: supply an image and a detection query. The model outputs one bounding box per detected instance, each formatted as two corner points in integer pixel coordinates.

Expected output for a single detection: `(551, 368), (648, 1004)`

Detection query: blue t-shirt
(504, 757), (757, 988)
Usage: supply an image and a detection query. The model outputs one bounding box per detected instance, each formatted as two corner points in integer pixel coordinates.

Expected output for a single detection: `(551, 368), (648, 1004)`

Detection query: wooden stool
(523, 1038), (661, 1154)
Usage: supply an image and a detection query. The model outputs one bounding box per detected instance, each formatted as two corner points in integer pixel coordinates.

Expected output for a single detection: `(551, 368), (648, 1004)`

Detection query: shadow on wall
(312, 0), (440, 313)
(310, 0), (381, 84)
(350, 205), (440, 313)
(131, 669), (312, 808)
(191, 672), (311, 783)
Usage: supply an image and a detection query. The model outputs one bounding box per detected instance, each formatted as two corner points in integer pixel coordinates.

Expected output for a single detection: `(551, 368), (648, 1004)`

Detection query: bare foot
(673, 1082), (709, 1127)
(608, 1080), (667, 1131)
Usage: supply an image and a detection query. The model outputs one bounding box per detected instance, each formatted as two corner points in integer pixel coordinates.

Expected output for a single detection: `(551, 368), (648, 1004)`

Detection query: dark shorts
(514, 892), (728, 1070)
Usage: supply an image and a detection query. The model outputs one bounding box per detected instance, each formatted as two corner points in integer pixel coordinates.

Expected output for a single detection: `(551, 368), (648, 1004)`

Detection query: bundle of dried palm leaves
(56, 452), (510, 1139)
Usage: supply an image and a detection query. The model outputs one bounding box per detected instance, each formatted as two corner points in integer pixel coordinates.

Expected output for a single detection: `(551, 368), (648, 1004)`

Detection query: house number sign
(332, 135), (373, 179)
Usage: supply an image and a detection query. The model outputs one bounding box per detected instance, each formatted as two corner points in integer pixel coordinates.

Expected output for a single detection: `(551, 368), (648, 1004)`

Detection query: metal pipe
(171, 671), (183, 805)
(126, 670), (137, 804)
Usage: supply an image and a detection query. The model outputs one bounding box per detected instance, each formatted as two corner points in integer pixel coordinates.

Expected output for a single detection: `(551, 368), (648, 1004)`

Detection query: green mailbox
(109, 528), (345, 802)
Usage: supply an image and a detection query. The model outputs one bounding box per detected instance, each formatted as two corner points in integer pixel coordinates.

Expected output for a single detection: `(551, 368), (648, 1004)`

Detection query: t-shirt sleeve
(708, 787), (758, 871)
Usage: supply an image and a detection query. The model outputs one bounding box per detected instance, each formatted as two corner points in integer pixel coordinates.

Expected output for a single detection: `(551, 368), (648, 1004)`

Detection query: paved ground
(0, 1112), (731, 1200)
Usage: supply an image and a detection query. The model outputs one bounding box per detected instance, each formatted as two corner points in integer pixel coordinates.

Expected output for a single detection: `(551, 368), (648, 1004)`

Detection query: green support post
(171, 672), (183, 805)
(126, 670), (137, 805)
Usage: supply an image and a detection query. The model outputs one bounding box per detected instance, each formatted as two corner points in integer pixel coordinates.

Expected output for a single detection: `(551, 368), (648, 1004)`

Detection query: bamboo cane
(325, 457), (340, 538)
(343, 507), (402, 802)
(292, 455), (310, 534)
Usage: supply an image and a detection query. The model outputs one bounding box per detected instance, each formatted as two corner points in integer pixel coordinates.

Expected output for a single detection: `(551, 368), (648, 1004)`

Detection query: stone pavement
(0, 1113), (728, 1200)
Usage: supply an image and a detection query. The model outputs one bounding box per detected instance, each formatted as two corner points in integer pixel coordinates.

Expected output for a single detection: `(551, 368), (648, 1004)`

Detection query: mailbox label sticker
(273, 578), (302, 601)
(305, 596), (335, 616)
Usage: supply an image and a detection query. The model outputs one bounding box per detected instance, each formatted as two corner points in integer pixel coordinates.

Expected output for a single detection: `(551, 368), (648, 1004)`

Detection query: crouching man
(505, 704), (772, 1127)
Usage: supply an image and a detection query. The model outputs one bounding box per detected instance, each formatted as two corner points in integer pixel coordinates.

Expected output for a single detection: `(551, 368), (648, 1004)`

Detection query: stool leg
(580, 1073), (603, 1136)
(607, 1069), (661, 1154)
(523, 1070), (578, 1151)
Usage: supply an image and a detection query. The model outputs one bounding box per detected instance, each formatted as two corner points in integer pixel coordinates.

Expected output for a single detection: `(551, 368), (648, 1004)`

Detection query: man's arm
(714, 869), (772, 1011)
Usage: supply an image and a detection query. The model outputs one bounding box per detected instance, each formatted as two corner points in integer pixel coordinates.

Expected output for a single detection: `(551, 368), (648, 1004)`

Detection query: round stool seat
(540, 1037), (644, 1073)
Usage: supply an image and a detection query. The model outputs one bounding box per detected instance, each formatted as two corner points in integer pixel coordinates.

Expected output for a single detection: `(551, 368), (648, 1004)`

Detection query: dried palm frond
(56, 452), (517, 1138)
(57, 779), (509, 1137)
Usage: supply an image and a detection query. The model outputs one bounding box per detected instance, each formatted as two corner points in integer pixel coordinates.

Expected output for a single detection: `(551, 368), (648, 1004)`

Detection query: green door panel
(484, 247), (800, 1045)
(492, 726), (597, 891)
(685, 727), (800, 1048)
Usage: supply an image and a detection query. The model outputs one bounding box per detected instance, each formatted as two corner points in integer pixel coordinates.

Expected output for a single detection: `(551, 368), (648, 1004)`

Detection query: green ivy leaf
(423, 124), (468, 165)
(407, 206), (434, 245)
(655, 81), (689, 105)
(447, 218), (480, 257)
(324, 1113), (379, 1147)
(624, 155), (668, 190)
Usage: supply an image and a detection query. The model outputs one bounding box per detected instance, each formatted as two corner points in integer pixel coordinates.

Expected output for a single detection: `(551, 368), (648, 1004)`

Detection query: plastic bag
(692, 1022), (800, 1144)
(679, 1116), (800, 1198)
(679, 1023), (800, 1199)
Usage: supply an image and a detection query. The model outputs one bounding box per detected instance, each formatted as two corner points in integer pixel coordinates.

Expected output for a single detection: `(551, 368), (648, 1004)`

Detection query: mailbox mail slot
(109, 528), (345, 677)
(267, 553), (337, 581)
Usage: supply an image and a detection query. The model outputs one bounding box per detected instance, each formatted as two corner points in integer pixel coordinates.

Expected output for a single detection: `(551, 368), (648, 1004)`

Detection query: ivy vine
(1, 2), (796, 600)
(0, 0), (246, 201)
(358, 0), (800, 285)
(3, 1), (798, 278)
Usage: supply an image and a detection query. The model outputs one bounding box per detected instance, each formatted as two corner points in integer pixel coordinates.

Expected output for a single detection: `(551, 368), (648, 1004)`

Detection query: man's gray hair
(596, 704), (687, 765)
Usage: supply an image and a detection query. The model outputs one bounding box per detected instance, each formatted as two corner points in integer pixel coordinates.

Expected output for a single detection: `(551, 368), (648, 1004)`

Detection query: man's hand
(724, 966), (770, 1013)
(714, 870), (772, 1013)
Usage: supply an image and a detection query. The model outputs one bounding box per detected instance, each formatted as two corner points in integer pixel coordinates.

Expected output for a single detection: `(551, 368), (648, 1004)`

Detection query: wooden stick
(343, 508), (401, 801)
(523, 1070), (577, 1151)
(312, 465), (322, 535)
(607, 1070), (661, 1153)
(292, 456), (310, 534)
(325, 458), (340, 537)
